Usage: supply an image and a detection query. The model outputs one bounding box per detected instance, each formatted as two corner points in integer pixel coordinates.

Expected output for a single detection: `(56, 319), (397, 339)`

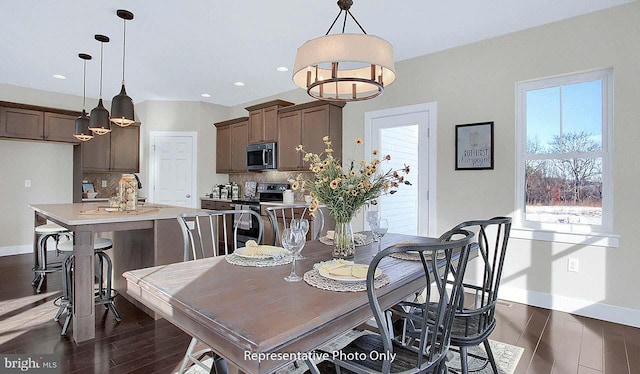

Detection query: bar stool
(54, 237), (121, 335)
(32, 223), (72, 293)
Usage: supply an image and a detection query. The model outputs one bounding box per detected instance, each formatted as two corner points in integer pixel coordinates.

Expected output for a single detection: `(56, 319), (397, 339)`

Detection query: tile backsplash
(82, 173), (122, 198)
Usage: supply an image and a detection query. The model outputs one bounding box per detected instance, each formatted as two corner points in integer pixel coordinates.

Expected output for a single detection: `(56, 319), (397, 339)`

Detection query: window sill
(511, 227), (619, 248)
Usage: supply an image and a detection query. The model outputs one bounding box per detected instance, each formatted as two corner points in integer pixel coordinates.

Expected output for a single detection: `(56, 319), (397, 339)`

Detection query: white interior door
(150, 132), (197, 208)
(365, 103), (437, 236)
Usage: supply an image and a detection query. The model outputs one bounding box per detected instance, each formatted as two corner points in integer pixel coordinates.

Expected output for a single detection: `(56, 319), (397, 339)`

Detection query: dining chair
(397, 217), (512, 374)
(264, 204), (324, 245)
(176, 209), (263, 374)
(305, 229), (475, 374)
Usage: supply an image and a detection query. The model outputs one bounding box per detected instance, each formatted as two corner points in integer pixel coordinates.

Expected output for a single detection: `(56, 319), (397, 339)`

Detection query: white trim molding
(511, 227), (619, 248)
(499, 286), (640, 328)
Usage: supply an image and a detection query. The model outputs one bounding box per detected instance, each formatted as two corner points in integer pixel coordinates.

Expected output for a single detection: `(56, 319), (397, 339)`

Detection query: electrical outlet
(567, 258), (579, 273)
(24, 179), (31, 188)
(102, 180), (108, 188)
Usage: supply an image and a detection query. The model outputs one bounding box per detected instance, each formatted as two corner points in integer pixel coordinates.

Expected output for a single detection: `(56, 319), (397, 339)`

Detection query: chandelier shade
(293, 33), (396, 101)
(73, 53), (93, 141)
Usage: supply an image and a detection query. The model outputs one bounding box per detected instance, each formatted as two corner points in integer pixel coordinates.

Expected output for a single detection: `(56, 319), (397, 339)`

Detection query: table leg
(73, 230), (95, 342)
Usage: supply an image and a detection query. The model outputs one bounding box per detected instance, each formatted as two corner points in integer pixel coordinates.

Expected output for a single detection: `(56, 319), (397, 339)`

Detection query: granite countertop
(200, 197), (233, 202)
(82, 197), (147, 202)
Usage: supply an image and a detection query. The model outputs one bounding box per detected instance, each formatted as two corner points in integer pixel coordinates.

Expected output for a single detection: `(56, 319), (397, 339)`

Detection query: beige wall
(135, 100), (230, 203)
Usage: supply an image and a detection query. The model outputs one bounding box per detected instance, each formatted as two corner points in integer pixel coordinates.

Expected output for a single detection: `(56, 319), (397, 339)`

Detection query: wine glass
(366, 211), (381, 241)
(282, 228), (305, 282)
(372, 219), (389, 254)
(290, 218), (310, 259)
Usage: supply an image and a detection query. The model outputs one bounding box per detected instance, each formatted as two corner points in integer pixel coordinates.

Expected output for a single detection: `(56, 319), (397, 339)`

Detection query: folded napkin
(319, 260), (372, 279)
(242, 240), (285, 257)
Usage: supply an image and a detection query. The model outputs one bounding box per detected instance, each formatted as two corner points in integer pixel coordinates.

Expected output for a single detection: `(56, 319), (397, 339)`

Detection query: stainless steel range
(231, 182), (289, 247)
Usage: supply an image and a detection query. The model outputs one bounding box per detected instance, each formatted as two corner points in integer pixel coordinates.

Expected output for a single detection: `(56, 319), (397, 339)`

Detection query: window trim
(515, 68), (614, 237)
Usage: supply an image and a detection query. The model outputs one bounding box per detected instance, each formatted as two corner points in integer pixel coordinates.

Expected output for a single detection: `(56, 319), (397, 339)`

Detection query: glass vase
(333, 219), (355, 259)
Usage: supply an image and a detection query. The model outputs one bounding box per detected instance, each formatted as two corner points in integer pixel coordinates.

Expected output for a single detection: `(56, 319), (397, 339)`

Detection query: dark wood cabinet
(44, 112), (78, 143)
(82, 124), (140, 172)
(0, 106), (44, 140)
(277, 101), (344, 171)
(214, 117), (248, 174)
(0, 102), (80, 143)
(245, 100), (293, 145)
(110, 125), (140, 171)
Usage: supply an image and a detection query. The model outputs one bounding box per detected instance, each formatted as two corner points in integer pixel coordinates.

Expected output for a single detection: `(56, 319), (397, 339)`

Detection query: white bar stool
(54, 237), (121, 335)
(32, 223), (72, 293)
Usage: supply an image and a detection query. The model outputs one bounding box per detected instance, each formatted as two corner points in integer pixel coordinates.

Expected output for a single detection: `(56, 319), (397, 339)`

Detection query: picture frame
(455, 122), (494, 170)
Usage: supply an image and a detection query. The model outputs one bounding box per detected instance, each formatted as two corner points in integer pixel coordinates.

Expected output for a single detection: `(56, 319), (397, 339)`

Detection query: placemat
(390, 252), (445, 261)
(303, 261), (390, 292)
(225, 253), (292, 267)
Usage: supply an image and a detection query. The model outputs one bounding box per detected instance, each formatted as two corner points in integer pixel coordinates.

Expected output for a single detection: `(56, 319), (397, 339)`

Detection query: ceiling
(0, 0), (634, 107)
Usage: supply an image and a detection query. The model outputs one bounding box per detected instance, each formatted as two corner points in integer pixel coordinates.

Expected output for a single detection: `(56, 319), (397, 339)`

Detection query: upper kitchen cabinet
(215, 117), (248, 173)
(245, 100), (294, 145)
(0, 102), (79, 143)
(82, 124), (140, 172)
(44, 112), (77, 143)
(277, 101), (344, 171)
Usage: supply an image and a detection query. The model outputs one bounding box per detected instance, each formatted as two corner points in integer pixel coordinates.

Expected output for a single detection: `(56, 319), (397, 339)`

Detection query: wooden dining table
(123, 233), (443, 374)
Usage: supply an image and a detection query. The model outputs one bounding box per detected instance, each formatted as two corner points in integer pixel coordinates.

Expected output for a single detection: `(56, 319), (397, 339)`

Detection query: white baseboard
(499, 286), (640, 328)
(0, 244), (33, 256)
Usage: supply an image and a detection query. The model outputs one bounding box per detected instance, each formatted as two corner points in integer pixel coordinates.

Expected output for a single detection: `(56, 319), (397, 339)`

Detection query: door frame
(364, 102), (438, 236)
(149, 131), (198, 208)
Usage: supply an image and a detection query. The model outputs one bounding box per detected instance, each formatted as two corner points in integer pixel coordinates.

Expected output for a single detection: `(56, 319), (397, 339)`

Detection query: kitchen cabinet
(0, 102), (80, 143)
(214, 117), (248, 173)
(82, 124), (140, 172)
(44, 112), (78, 143)
(277, 101), (344, 171)
(245, 100), (293, 145)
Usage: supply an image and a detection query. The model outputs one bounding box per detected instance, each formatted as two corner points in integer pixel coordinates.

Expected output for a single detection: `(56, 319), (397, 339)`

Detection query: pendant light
(293, 0), (396, 102)
(88, 34), (111, 135)
(110, 9), (135, 127)
(73, 53), (93, 141)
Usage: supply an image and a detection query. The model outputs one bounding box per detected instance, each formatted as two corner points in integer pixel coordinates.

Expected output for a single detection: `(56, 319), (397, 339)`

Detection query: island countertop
(29, 202), (204, 226)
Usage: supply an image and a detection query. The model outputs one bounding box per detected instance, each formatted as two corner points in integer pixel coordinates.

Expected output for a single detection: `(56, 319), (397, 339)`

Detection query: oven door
(232, 205), (262, 247)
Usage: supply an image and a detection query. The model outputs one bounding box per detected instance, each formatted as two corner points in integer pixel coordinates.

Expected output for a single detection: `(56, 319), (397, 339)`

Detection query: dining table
(123, 232), (465, 374)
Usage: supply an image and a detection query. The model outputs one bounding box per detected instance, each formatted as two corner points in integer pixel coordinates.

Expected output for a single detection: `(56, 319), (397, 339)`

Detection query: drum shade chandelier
(293, 0), (396, 102)
(88, 34), (111, 135)
(110, 9), (135, 127)
(73, 53), (93, 141)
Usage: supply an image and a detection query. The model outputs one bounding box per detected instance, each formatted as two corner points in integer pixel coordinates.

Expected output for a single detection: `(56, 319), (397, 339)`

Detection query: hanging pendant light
(73, 53), (93, 142)
(89, 34), (111, 135)
(110, 9), (135, 127)
(293, 0), (396, 102)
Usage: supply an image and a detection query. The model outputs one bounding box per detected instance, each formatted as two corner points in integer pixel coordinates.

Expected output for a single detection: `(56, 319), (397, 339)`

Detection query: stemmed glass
(290, 218), (309, 260)
(372, 219), (389, 254)
(366, 211), (380, 240)
(282, 228), (305, 282)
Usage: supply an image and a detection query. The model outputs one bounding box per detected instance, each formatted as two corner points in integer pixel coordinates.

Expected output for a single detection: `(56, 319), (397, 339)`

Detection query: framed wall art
(455, 122), (494, 170)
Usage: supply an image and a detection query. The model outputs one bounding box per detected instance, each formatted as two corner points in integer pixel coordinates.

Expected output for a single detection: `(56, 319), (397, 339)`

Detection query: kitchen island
(29, 202), (204, 343)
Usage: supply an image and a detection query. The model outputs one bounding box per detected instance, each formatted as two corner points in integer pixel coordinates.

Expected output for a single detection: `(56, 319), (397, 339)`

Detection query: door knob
(186, 194), (191, 198)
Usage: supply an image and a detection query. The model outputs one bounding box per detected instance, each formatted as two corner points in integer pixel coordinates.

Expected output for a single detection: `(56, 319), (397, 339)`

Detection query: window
(516, 69), (613, 237)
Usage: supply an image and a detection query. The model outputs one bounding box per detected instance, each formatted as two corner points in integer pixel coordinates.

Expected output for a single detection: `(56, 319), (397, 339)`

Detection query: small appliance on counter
(231, 183), (240, 200)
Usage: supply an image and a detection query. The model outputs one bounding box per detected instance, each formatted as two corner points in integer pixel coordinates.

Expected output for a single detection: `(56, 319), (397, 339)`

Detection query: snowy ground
(526, 205), (602, 225)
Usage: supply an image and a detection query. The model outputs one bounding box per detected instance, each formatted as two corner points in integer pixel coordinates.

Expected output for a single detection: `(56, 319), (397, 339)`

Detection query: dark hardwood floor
(1, 252), (638, 373)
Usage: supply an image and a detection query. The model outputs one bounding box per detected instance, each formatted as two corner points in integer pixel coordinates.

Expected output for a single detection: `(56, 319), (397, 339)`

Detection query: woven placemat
(390, 252), (446, 261)
(225, 253), (292, 267)
(303, 261), (390, 292)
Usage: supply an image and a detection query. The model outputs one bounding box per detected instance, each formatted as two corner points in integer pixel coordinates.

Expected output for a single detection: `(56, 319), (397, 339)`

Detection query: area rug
(180, 330), (523, 374)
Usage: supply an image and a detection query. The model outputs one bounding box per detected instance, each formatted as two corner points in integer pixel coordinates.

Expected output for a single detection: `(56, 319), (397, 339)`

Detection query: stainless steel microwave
(246, 142), (277, 170)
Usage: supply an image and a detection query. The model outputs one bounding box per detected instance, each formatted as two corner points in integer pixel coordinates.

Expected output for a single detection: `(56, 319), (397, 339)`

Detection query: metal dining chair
(176, 209), (263, 374)
(264, 204), (324, 245)
(305, 229), (475, 374)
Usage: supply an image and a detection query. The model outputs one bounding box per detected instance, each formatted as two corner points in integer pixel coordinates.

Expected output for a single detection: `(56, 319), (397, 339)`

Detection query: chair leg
(304, 359), (321, 374)
(459, 346), (469, 374)
(483, 340), (499, 373)
(61, 312), (72, 336)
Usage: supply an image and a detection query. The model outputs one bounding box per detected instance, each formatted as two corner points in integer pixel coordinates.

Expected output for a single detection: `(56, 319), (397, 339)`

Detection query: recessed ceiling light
(234, 81), (245, 87)
(53, 74), (66, 80)
(201, 93), (211, 98)
(276, 66), (289, 72)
